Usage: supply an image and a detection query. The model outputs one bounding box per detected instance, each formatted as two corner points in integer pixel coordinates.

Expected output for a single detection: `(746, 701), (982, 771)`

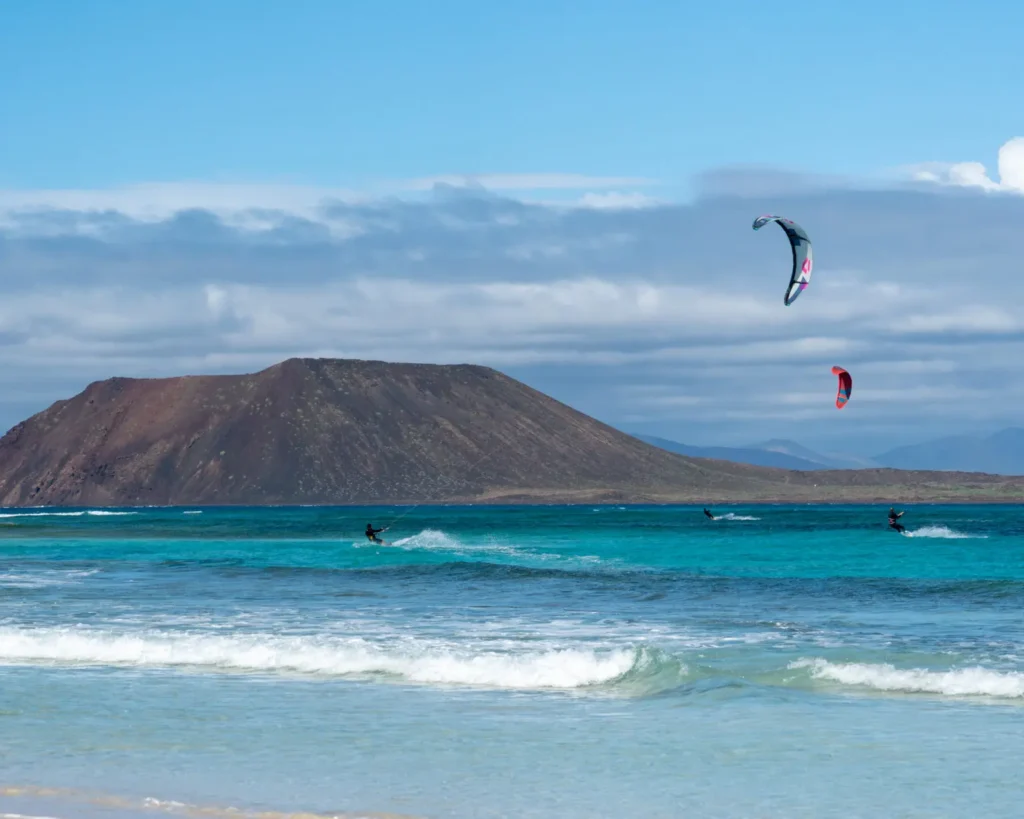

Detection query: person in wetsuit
(887, 507), (905, 533)
(703, 508), (715, 520)
(365, 523), (386, 543)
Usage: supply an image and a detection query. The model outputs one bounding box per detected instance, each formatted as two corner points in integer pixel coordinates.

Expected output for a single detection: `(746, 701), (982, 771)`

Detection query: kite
(831, 366), (852, 409)
(752, 214), (814, 306)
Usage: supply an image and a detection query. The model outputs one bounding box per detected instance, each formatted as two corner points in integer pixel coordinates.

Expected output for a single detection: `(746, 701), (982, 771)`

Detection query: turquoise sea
(2, 504), (1023, 818)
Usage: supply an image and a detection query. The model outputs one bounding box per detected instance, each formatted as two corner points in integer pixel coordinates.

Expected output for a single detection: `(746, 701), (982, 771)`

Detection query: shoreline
(0, 785), (423, 819)
(4, 495), (1024, 510)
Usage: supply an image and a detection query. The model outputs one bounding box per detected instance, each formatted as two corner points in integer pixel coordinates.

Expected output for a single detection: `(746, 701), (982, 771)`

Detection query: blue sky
(1, 0), (1024, 456)
(3, 0), (1022, 191)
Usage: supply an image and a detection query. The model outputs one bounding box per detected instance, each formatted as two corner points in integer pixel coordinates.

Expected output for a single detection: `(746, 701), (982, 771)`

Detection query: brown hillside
(1, 357), (1023, 506)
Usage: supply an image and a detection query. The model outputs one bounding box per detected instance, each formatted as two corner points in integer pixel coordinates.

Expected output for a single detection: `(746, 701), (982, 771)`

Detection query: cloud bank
(2, 148), (1024, 453)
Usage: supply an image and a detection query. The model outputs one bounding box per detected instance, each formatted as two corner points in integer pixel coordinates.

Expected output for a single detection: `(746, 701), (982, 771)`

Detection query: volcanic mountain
(1, 357), (1023, 506)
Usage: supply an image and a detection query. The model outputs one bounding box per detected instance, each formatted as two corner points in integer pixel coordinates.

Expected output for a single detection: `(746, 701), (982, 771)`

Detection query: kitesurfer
(703, 508), (715, 520)
(365, 523), (387, 543)
(887, 507), (905, 533)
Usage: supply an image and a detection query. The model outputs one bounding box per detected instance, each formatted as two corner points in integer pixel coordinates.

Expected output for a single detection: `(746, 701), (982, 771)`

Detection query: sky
(2, 0), (1024, 454)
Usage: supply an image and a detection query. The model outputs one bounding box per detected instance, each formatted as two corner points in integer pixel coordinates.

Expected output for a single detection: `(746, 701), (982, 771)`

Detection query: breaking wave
(716, 513), (760, 521)
(791, 658), (1024, 699)
(0, 627), (686, 695)
(4, 625), (1023, 703)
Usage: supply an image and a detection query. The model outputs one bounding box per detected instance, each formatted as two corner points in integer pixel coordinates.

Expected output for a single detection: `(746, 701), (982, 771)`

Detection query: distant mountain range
(872, 428), (1024, 476)
(636, 428), (1024, 477)
(635, 436), (879, 471)
(753, 439), (882, 470)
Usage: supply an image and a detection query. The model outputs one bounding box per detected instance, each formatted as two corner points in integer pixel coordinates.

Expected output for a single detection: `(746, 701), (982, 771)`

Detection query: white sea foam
(0, 626), (684, 693)
(388, 528), (473, 550)
(0, 510), (137, 519)
(380, 528), (607, 567)
(716, 513), (760, 521)
(791, 658), (1024, 699)
(0, 511), (83, 518)
(902, 525), (986, 539)
(0, 569), (98, 589)
(385, 528), (538, 563)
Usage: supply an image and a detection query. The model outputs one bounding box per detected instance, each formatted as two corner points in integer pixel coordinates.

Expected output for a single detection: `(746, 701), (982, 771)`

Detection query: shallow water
(2, 504), (1023, 818)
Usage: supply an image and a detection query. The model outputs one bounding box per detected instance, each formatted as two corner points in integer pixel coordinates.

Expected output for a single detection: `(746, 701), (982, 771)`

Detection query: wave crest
(791, 658), (1024, 699)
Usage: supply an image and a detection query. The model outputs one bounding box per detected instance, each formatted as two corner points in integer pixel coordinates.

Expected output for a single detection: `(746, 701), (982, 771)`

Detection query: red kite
(831, 366), (852, 409)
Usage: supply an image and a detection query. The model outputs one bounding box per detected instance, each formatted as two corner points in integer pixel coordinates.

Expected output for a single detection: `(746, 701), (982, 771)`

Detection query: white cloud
(0, 173), (659, 236)
(896, 305), (1018, 334)
(0, 181), (363, 222)
(204, 284), (229, 317)
(574, 191), (662, 210)
(908, 137), (1024, 193)
(0, 268), (1009, 395)
(403, 173), (655, 191)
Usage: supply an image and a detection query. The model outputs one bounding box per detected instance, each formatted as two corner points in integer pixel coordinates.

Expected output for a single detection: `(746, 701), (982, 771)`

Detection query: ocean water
(2, 504), (1024, 819)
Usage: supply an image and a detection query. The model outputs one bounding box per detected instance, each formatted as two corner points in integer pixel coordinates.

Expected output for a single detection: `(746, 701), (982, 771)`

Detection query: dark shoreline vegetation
(2, 357), (1023, 508)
